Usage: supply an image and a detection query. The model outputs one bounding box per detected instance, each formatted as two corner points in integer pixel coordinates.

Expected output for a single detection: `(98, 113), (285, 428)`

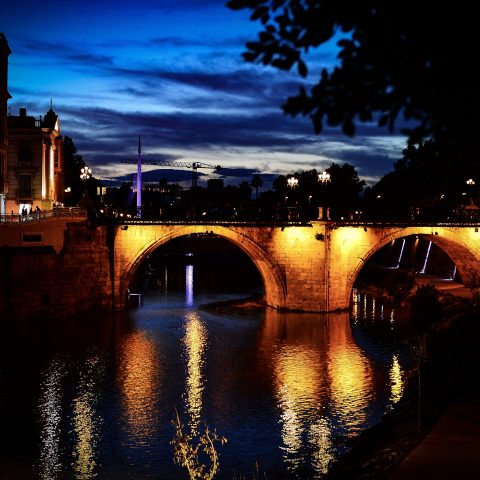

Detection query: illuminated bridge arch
(111, 221), (480, 312)
(113, 224), (288, 310)
(330, 225), (480, 310)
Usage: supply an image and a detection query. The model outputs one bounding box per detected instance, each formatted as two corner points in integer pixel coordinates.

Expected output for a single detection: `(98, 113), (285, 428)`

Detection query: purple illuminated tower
(136, 135), (142, 218)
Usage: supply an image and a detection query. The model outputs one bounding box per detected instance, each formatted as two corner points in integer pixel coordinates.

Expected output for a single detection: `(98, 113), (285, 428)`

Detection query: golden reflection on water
(72, 356), (102, 480)
(183, 311), (207, 435)
(327, 313), (374, 431)
(118, 331), (159, 440)
(261, 309), (374, 476)
(274, 343), (325, 468)
(389, 353), (404, 405)
(37, 357), (65, 480)
(351, 288), (360, 323)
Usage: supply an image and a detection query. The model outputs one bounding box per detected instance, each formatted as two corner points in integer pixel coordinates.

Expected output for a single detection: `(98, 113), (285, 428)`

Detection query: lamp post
(466, 178), (477, 211)
(318, 171), (331, 185)
(79, 166), (92, 209)
(286, 176), (299, 220)
(318, 171), (331, 220)
(287, 176), (299, 189)
(80, 166), (92, 182)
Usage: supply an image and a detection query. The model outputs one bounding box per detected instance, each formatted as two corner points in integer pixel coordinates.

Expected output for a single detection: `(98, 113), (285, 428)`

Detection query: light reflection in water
(327, 313), (374, 435)
(352, 289), (396, 325)
(72, 355), (102, 480)
(274, 344), (326, 471)
(118, 332), (159, 440)
(12, 286), (413, 479)
(185, 264), (194, 307)
(183, 311), (207, 435)
(389, 354), (404, 406)
(309, 417), (334, 476)
(351, 288), (359, 323)
(37, 357), (66, 480)
(261, 310), (375, 477)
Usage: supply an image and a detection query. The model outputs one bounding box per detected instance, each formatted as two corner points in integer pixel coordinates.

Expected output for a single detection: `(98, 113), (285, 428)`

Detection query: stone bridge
(112, 221), (480, 312)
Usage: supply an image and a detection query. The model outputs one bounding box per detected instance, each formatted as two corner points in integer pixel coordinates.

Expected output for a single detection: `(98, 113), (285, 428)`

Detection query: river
(0, 262), (414, 479)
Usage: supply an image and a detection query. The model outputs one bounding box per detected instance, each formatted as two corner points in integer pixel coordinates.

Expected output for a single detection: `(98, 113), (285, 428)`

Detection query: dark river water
(0, 262), (414, 479)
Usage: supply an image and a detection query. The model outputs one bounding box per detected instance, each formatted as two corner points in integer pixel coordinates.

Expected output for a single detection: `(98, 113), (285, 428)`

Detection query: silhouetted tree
(363, 140), (480, 220)
(228, 1), (478, 164)
(251, 174), (263, 201)
(271, 163), (364, 218)
(325, 163), (365, 217)
(62, 136), (85, 206)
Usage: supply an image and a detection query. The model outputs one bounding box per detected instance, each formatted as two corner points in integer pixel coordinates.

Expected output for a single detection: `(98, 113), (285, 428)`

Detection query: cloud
(4, 2), (408, 189)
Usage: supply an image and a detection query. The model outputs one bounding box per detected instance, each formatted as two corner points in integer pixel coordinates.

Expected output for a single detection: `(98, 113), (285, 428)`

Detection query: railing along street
(0, 207), (87, 225)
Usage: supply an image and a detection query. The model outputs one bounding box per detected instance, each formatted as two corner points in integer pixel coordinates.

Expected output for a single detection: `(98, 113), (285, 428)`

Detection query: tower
(137, 135), (142, 218)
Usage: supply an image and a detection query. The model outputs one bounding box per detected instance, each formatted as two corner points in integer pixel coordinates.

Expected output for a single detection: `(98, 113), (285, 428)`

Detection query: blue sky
(3, 0), (406, 188)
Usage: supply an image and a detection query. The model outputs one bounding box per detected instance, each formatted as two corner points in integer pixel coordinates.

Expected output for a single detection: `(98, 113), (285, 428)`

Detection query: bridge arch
(335, 226), (480, 309)
(115, 224), (287, 309)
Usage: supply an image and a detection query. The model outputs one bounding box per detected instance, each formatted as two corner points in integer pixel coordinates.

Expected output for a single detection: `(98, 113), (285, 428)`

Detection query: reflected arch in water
(118, 225), (286, 308)
(258, 309), (375, 476)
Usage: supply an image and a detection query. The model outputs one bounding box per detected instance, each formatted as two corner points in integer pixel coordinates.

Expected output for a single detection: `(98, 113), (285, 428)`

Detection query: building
(0, 33), (64, 214)
(6, 105), (63, 213)
(0, 33), (11, 215)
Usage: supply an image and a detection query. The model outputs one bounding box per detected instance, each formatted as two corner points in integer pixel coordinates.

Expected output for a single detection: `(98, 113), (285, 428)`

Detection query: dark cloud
(113, 168), (196, 184)
(56, 102), (404, 177)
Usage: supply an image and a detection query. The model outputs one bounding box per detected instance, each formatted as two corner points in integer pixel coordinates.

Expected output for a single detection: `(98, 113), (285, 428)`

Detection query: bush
(408, 284), (442, 332)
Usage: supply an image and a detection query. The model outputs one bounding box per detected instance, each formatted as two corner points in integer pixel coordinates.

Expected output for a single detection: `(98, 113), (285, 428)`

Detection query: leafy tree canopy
(227, 1), (478, 158)
(63, 135), (86, 206)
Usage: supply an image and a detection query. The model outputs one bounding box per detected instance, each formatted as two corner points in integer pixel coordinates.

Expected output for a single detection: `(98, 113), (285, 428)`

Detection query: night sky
(3, 0), (406, 188)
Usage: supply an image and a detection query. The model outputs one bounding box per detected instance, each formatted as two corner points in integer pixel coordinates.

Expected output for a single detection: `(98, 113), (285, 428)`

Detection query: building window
(18, 174), (32, 198)
(19, 141), (33, 163)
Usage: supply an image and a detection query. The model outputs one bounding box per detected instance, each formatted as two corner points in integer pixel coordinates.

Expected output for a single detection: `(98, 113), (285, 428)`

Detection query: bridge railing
(0, 207), (87, 225)
(97, 217), (314, 227)
(91, 205), (480, 227)
(95, 210), (480, 227)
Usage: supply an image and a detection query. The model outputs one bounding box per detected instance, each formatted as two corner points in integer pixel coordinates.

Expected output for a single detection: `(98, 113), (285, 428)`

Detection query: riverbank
(325, 295), (479, 479)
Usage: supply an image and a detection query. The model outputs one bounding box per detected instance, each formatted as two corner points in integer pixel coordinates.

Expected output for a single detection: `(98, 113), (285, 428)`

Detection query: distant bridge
(112, 220), (480, 312)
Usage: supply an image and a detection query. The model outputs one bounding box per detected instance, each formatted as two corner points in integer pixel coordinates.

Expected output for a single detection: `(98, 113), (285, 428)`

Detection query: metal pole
(137, 135), (142, 218)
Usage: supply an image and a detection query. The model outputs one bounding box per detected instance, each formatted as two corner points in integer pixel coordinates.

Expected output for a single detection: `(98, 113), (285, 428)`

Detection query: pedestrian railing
(0, 207), (87, 225)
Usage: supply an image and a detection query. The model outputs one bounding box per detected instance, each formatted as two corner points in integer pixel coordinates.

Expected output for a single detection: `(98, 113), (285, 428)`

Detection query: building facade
(0, 33), (64, 215)
(6, 106), (63, 213)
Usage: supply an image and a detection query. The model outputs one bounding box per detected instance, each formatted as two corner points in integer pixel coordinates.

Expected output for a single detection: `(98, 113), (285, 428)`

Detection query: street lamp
(287, 176), (299, 188)
(80, 166), (92, 182)
(318, 171), (331, 185)
(466, 178), (476, 208)
(317, 171), (331, 220)
(79, 166), (92, 208)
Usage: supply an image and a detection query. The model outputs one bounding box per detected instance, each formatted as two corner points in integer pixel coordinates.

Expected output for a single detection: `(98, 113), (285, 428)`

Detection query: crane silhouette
(121, 158), (222, 188)
(122, 137), (222, 218)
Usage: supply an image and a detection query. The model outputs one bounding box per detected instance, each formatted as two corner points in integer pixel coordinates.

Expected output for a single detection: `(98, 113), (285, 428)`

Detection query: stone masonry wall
(113, 222), (330, 312)
(0, 223), (112, 321)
